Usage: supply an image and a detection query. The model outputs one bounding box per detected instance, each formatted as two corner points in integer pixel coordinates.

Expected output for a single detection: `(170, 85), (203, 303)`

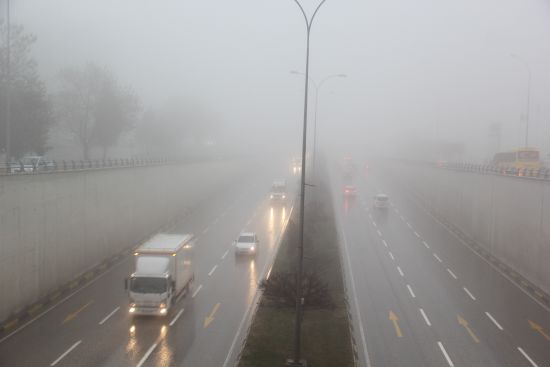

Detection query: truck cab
(126, 234), (194, 316)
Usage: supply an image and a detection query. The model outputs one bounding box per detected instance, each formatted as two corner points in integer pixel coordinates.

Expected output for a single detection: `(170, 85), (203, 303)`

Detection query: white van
(373, 194), (389, 209)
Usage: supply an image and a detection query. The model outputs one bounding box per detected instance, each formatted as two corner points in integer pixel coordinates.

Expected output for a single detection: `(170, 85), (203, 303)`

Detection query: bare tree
(56, 63), (139, 160)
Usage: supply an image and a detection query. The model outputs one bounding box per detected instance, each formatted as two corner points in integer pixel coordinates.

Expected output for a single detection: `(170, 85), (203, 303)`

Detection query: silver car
(234, 232), (259, 256)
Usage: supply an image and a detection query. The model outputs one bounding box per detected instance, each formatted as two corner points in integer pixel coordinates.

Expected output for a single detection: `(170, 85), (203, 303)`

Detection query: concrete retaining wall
(385, 162), (550, 295)
(0, 161), (246, 321)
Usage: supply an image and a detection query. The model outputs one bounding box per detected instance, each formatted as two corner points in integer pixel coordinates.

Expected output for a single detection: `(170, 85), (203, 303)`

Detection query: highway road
(331, 162), (550, 367)
(0, 163), (296, 367)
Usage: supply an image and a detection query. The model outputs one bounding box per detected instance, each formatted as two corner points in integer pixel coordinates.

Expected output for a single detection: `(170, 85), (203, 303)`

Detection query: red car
(343, 185), (357, 197)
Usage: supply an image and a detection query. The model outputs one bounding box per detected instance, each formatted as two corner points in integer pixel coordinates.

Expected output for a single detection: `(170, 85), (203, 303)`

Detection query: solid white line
(333, 194), (373, 366)
(414, 231), (420, 238)
(485, 312), (504, 330)
(382, 240), (388, 248)
(169, 308), (184, 326)
(437, 341), (454, 367)
(517, 347), (539, 367)
(192, 284), (203, 298)
(208, 265), (218, 276)
(408, 195), (550, 313)
(137, 342), (158, 367)
(98, 306), (120, 325)
(389, 252), (395, 261)
(221, 250), (229, 260)
(447, 269), (458, 279)
(50, 340), (82, 366)
(372, 221), (378, 228)
(376, 230), (383, 237)
(463, 287), (477, 301)
(397, 266), (404, 277)
(433, 253), (443, 263)
(419, 308), (431, 326)
(422, 241), (430, 249)
(407, 222), (413, 229)
(407, 284), (416, 298)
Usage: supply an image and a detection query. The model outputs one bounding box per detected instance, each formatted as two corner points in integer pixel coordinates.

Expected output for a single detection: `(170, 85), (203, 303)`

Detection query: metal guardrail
(438, 162), (550, 180)
(0, 158), (173, 175)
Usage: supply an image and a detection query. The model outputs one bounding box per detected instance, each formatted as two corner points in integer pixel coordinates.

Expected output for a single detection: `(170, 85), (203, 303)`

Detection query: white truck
(125, 233), (195, 316)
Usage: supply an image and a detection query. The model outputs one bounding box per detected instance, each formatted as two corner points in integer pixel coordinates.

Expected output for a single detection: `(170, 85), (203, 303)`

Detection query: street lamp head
(290, 70), (302, 75)
(337, 74), (347, 78)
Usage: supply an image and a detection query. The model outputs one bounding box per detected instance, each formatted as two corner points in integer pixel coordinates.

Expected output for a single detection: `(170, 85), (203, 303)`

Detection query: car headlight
(160, 303), (166, 309)
(129, 307), (136, 313)
(250, 246), (255, 252)
(282, 195), (286, 199)
(160, 308), (167, 314)
(270, 195), (274, 199)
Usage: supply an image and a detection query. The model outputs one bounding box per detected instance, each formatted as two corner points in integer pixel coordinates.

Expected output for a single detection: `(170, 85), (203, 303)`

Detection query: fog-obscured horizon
(3, 0), (550, 162)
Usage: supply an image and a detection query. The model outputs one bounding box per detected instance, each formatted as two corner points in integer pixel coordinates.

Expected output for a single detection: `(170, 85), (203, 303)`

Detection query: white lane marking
(137, 342), (158, 367)
(437, 341), (454, 367)
(202, 227), (210, 235)
(409, 197), (550, 313)
(246, 219), (252, 226)
(376, 230), (383, 237)
(433, 253), (443, 263)
(407, 284), (416, 298)
(485, 312), (504, 330)
(220, 211), (227, 217)
(388, 252), (395, 261)
(414, 231), (420, 238)
(169, 308), (184, 326)
(422, 241), (430, 249)
(406, 222), (413, 229)
(463, 287), (477, 301)
(382, 240), (388, 248)
(208, 265), (218, 276)
(419, 308), (431, 326)
(397, 266), (404, 277)
(50, 340), (82, 366)
(98, 306), (120, 325)
(368, 213), (373, 219)
(400, 215), (405, 221)
(221, 250), (229, 260)
(192, 284), (203, 298)
(372, 221), (378, 228)
(447, 269), (458, 279)
(0, 256), (126, 344)
(517, 347), (539, 367)
(212, 218), (220, 225)
(395, 208), (399, 214)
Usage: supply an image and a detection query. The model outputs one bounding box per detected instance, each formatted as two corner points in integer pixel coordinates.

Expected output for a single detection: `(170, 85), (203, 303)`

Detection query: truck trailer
(125, 233), (195, 316)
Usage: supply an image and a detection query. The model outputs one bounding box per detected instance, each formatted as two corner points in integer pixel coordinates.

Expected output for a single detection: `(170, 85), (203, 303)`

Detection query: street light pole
(510, 53), (532, 147)
(290, 71), (346, 180)
(287, 1), (328, 366)
(4, 0), (11, 160)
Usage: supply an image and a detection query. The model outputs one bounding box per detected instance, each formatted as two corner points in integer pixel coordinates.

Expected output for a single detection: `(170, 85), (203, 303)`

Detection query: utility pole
(4, 0), (11, 160)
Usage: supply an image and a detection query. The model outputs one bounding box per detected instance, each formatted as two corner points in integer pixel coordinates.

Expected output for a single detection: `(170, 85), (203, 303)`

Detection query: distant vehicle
(10, 155), (54, 173)
(125, 233), (195, 316)
(343, 185), (357, 197)
(373, 194), (389, 209)
(342, 156), (356, 178)
(270, 180), (287, 204)
(492, 148), (542, 174)
(292, 157), (302, 173)
(234, 232), (259, 256)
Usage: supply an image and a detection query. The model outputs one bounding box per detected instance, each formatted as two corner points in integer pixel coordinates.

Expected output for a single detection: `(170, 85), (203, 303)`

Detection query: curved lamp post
(290, 71), (346, 179)
(287, 1), (328, 366)
(510, 53), (532, 147)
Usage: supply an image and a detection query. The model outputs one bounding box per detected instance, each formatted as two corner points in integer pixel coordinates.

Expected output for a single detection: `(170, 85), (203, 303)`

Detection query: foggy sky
(5, 0), (550, 160)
